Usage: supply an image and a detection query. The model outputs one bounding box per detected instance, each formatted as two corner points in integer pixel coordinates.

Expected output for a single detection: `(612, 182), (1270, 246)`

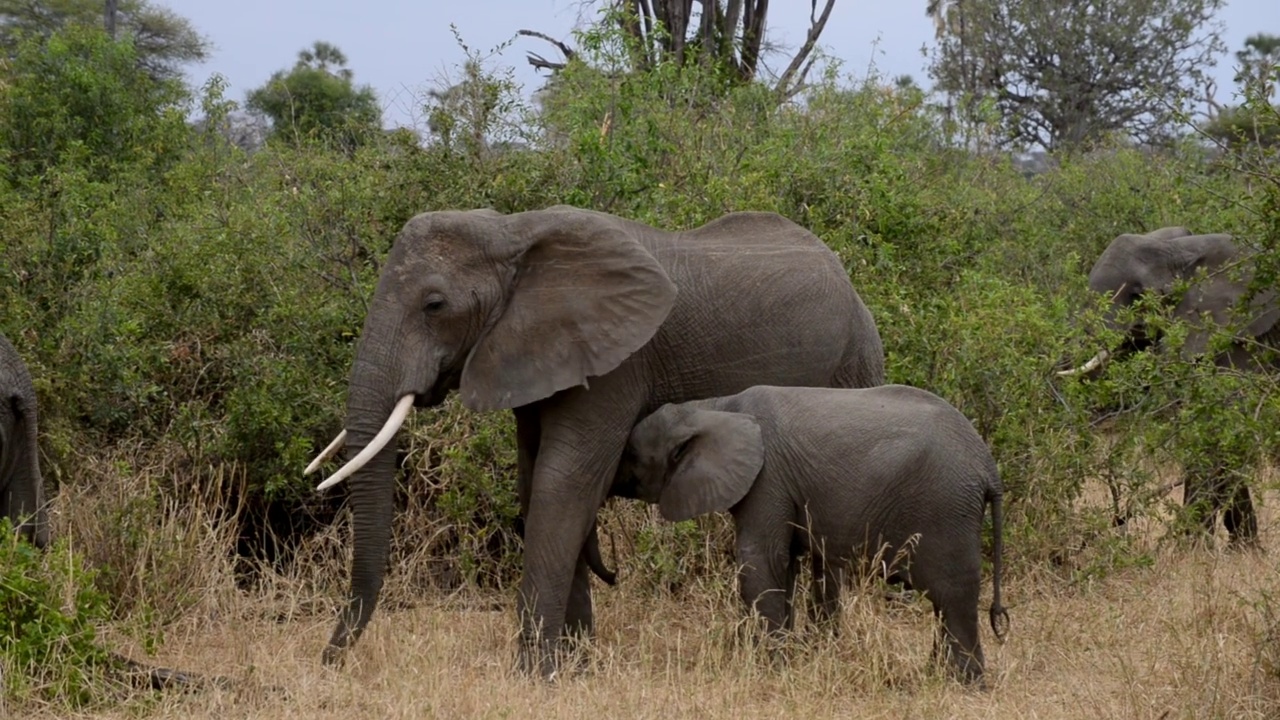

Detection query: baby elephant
(614, 384), (1009, 684)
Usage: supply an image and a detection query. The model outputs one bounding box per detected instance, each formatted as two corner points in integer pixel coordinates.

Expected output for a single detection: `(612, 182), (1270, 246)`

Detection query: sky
(163, 0), (1279, 130)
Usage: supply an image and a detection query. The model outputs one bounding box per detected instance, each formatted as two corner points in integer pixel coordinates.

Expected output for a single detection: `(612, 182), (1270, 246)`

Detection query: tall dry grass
(14, 456), (1280, 719)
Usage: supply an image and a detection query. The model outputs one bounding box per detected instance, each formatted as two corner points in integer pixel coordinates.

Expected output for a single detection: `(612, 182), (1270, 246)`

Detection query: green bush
(0, 24), (189, 188)
(0, 520), (114, 707)
(0, 19), (1277, 608)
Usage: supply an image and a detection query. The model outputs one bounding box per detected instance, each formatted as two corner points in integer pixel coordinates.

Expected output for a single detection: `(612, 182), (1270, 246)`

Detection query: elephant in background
(1, 332), (48, 549)
(612, 384), (1008, 685)
(1, 333), (229, 690)
(305, 205), (885, 677)
(1060, 227), (1279, 544)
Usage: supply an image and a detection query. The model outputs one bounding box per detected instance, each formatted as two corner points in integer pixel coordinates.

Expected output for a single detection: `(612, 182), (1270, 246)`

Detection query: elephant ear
(658, 410), (764, 523)
(459, 208), (678, 411)
(1165, 234), (1280, 357)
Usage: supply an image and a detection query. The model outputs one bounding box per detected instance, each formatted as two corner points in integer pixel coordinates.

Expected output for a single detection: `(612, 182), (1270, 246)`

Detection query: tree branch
(524, 52), (567, 72)
(774, 0), (834, 97)
(517, 29), (577, 73)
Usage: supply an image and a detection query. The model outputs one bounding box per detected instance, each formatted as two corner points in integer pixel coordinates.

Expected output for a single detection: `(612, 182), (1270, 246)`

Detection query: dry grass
(12, 459), (1280, 719)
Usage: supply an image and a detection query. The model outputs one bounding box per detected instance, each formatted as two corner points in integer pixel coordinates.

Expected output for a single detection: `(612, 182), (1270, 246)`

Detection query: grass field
(11, 468), (1280, 720)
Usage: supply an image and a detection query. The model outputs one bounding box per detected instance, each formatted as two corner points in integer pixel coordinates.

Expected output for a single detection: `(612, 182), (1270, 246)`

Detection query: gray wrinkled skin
(0, 332), (48, 549)
(615, 384), (1008, 686)
(319, 206), (885, 677)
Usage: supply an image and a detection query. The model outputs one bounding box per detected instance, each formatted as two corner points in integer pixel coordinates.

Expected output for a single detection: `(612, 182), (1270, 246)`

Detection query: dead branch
(1202, 77), (1223, 122)
(774, 0), (835, 97)
(517, 29), (577, 72)
(525, 52), (567, 72)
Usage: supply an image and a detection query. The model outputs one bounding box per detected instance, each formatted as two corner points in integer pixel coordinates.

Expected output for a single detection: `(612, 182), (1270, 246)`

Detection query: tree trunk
(104, 0), (118, 39)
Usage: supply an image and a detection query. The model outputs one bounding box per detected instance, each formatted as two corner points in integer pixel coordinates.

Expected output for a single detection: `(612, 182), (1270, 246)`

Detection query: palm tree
(296, 40), (352, 80)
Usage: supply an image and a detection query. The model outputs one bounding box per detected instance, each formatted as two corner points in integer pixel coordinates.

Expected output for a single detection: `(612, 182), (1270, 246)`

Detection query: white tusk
(304, 430), (348, 475)
(1057, 350), (1111, 377)
(315, 395), (415, 491)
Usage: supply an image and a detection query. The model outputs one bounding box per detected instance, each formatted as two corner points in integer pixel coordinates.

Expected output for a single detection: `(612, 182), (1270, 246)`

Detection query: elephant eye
(424, 294), (447, 314)
(670, 438), (692, 466)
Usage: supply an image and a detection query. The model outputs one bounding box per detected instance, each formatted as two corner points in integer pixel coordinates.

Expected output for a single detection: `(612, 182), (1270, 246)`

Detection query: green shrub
(0, 24), (189, 188)
(0, 520), (114, 707)
(2, 19), (1277, 603)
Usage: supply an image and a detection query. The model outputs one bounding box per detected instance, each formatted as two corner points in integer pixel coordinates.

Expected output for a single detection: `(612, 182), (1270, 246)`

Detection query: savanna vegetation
(1, 1), (1279, 716)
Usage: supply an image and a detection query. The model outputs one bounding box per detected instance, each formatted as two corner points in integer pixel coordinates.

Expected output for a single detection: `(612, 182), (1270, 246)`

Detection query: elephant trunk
(322, 356), (415, 665)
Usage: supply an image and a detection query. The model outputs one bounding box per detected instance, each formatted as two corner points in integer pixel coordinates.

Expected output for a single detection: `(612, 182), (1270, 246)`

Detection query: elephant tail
(986, 482), (1010, 642)
(585, 520), (617, 586)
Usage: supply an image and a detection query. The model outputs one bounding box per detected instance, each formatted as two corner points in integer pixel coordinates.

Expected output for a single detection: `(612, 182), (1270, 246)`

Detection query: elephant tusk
(304, 430), (348, 475)
(315, 395), (415, 491)
(1056, 350), (1111, 377)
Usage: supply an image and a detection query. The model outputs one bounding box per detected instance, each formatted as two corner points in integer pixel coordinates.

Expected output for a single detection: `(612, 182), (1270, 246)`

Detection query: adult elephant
(1059, 227), (1279, 545)
(308, 205), (885, 677)
(1, 335), (255, 692)
(1, 332), (49, 549)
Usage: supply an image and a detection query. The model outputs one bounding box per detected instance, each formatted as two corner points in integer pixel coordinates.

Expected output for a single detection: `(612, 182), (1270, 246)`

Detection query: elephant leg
(563, 550), (594, 640)
(1181, 470), (1220, 539)
(930, 590), (985, 686)
(514, 394), (633, 679)
(782, 552), (800, 633)
(516, 404), (614, 603)
(916, 540), (985, 686)
(1223, 477), (1259, 548)
(807, 552), (842, 637)
(512, 405), (540, 540)
(735, 531), (795, 639)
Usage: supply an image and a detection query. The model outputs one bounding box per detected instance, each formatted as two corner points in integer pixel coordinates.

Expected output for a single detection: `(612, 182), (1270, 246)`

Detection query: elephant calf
(613, 384), (1009, 685)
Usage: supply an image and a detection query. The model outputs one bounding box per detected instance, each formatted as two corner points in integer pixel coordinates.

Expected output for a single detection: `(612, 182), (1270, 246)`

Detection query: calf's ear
(658, 410), (764, 522)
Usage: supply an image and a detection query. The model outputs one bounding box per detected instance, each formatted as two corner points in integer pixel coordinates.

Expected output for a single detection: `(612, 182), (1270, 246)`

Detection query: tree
(1202, 33), (1280, 150)
(0, 0), (208, 81)
(927, 0), (1226, 151)
(0, 23), (189, 185)
(245, 41), (382, 149)
(1231, 33), (1280, 97)
(520, 0), (835, 100)
(426, 59), (509, 155)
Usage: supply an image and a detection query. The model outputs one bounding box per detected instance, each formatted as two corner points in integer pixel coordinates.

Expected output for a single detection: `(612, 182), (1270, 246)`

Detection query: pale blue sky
(163, 0), (1277, 129)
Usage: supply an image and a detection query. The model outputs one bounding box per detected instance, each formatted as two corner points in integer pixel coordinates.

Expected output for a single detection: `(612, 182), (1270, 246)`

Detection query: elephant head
(310, 206), (678, 663)
(1060, 227), (1280, 376)
(616, 403), (764, 522)
(0, 333), (49, 549)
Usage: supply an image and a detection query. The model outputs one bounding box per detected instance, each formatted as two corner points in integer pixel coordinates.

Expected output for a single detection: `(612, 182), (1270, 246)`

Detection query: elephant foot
(516, 635), (592, 681)
(1226, 533), (1263, 553)
(320, 643), (348, 667)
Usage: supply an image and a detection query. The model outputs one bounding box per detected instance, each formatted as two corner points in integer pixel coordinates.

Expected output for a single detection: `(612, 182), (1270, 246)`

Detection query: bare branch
(774, 0), (834, 96)
(516, 29), (577, 73)
(779, 51), (822, 101)
(1202, 77), (1223, 121)
(525, 52), (567, 72)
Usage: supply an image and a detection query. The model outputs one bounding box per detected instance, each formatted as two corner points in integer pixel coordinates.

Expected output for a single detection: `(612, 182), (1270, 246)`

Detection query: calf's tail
(986, 482), (1010, 641)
